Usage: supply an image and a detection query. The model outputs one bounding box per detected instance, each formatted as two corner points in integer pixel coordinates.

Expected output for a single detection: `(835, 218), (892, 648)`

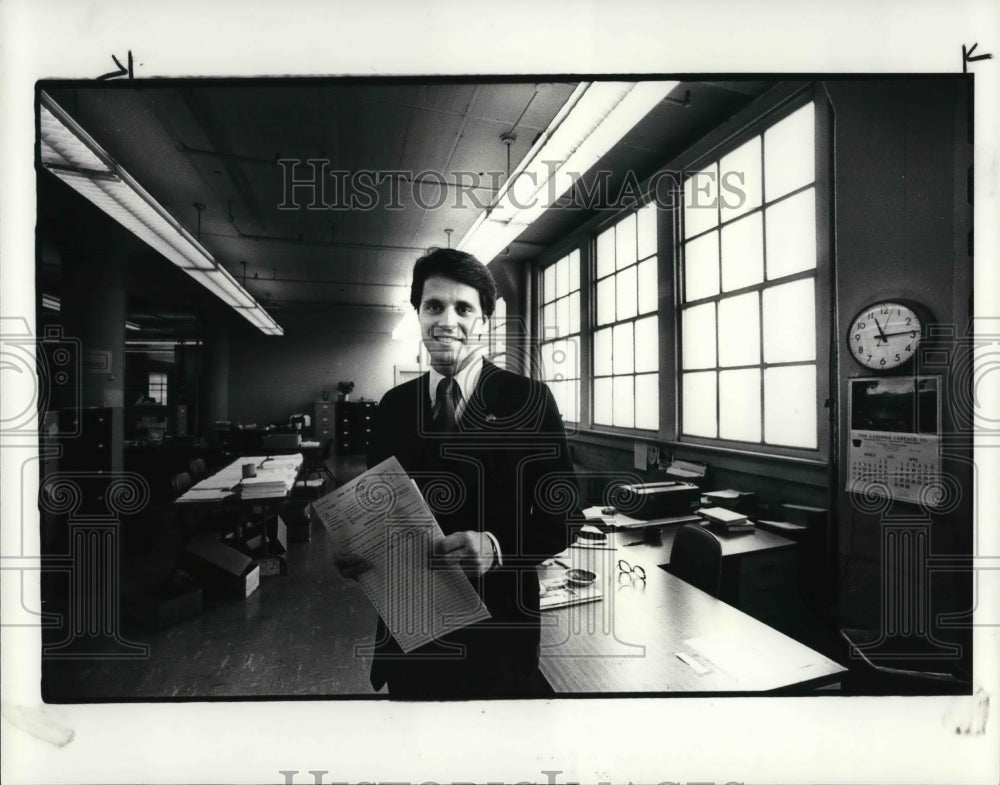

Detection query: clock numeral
(867, 355), (872, 362)
(857, 345), (864, 354)
(895, 354), (901, 362)
(858, 321), (866, 329)
(855, 333), (861, 341)
(880, 357), (886, 366)
(905, 317), (912, 325)
(881, 307), (889, 315)
(906, 344), (912, 352)
(910, 331), (916, 338)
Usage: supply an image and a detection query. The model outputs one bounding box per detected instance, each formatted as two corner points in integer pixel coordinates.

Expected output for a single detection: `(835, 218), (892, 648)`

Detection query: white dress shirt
(424, 347), (502, 568)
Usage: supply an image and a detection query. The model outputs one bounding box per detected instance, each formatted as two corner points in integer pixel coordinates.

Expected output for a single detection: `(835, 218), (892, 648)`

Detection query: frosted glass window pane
(684, 231), (719, 302)
(568, 249), (580, 292)
(564, 379), (579, 422)
(556, 296), (569, 338)
(613, 321), (634, 375)
(540, 342), (554, 381)
(568, 291), (580, 335)
(637, 202), (658, 259)
(596, 227), (615, 279)
(543, 264), (555, 303)
(596, 276), (615, 326)
(683, 371), (717, 437)
(682, 302), (716, 370)
(555, 257), (569, 298)
(542, 303), (556, 336)
(635, 374), (659, 430)
(612, 375), (635, 428)
(616, 266), (638, 321)
(549, 380), (565, 417)
(766, 188), (816, 279)
(765, 102), (815, 201)
(550, 339), (568, 381)
(719, 369), (761, 442)
(563, 336), (580, 380)
(684, 163), (718, 239)
(720, 135), (762, 222)
(615, 212), (637, 270)
(634, 315), (658, 373)
(764, 365), (817, 448)
(594, 377), (613, 425)
(637, 257), (657, 314)
(721, 212), (764, 291)
(763, 278), (815, 363)
(718, 292), (760, 367)
(593, 327), (613, 376)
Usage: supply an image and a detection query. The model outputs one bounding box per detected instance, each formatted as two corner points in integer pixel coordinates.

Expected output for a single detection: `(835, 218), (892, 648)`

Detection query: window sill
(566, 427), (830, 487)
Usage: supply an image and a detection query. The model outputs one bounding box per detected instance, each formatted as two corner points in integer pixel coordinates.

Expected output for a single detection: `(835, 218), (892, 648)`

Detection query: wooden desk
(537, 533), (844, 693)
(618, 523), (799, 627)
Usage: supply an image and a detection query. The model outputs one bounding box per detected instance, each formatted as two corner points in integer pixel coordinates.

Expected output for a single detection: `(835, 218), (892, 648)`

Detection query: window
(679, 101), (818, 449)
(488, 296), (507, 369)
(592, 203), (659, 430)
(539, 249), (581, 421)
(148, 371), (168, 406)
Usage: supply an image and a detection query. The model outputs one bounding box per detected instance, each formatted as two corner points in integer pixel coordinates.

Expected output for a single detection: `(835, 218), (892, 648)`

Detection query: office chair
(170, 471), (193, 499)
(839, 628), (971, 696)
(667, 523), (723, 597)
(188, 458), (207, 482)
(297, 438), (337, 490)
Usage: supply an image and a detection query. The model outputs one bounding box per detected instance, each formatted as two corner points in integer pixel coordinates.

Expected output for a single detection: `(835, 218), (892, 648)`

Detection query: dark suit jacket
(365, 360), (577, 697)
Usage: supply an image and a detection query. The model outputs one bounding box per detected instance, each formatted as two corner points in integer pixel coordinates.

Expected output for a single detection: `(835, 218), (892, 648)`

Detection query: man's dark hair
(410, 247), (497, 319)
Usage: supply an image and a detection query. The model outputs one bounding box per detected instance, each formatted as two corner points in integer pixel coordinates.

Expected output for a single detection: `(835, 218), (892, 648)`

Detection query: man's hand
(435, 531), (497, 576)
(333, 553), (373, 580)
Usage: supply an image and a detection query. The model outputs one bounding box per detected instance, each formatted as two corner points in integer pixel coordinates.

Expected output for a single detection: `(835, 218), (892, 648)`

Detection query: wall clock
(848, 300), (927, 371)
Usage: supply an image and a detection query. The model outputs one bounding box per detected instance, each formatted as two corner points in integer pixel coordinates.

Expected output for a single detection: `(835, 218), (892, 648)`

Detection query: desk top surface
(614, 523), (796, 561)
(537, 532), (844, 693)
(175, 454), (303, 503)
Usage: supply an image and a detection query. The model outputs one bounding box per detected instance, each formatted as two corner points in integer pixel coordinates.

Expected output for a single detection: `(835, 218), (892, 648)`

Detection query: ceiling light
(125, 320), (141, 331)
(39, 92), (282, 336)
(42, 293), (61, 311)
(458, 81), (679, 263)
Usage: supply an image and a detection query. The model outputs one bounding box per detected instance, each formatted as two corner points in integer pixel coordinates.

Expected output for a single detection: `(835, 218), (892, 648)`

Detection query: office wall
(227, 308), (418, 425)
(830, 79), (973, 645)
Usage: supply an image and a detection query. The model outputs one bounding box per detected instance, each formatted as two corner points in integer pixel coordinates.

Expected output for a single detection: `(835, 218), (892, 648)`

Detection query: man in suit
(336, 247), (577, 698)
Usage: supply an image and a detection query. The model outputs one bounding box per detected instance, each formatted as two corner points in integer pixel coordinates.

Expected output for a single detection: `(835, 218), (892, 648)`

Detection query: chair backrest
(668, 523), (723, 597)
(189, 458), (207, 481)
(170, 471), (193, 498)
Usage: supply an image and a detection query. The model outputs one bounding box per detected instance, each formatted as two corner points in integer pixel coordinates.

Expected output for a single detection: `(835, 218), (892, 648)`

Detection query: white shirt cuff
(484, 531), (503, 569)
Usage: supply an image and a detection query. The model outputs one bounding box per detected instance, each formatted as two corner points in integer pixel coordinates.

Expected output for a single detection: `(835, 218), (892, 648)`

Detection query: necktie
(434, 377), (459, 432)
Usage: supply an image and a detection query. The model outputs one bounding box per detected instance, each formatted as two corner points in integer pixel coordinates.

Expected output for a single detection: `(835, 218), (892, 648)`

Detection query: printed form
(310, 456), (490, 652)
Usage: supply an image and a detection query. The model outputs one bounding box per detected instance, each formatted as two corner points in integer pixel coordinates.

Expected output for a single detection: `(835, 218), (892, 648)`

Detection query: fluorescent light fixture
(39, 92), (282, 335)
(458, 81), (679, 263)
(125, 320), (141, 331)
(42, 293), (61, 311)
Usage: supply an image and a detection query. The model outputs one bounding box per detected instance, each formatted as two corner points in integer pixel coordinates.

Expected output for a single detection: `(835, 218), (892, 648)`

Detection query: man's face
(418, 274), (487, 377)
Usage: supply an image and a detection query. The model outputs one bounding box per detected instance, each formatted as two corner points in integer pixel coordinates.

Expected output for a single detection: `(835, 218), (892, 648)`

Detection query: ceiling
(37, 78), (775, 339)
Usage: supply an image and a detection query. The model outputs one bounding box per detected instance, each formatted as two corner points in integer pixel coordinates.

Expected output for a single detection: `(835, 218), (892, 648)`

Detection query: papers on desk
(175, 488), (236, 503)
(309, 456), (490, 653)
(239, 455), (303, 499)
(538, 560), (603, 609)
(685, 628), (829, 683)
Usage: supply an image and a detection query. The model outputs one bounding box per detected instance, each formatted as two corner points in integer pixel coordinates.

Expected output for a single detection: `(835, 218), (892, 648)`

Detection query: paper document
(309, 456), (490, 653)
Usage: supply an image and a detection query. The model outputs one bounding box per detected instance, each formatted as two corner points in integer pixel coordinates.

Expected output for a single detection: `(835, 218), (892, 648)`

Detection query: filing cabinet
(313, 400), (334, 444)
(334, 400), (376, 454)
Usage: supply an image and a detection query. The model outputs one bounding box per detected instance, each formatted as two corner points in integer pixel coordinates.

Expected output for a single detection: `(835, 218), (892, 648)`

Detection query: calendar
(847, 376), (942, 505)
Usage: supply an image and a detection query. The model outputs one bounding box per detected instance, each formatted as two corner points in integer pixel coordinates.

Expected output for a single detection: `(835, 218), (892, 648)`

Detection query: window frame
(537, 249), (584, 423)
(589, 203), (661, 434)
(673, 86), (832, 460)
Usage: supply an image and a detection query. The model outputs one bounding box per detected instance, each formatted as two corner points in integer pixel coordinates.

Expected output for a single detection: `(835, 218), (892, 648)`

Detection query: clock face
(848, 301), (923, 371)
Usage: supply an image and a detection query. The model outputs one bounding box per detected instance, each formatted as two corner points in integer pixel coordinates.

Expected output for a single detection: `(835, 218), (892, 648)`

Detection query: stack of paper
(309, 456), (490, 652)
(697, 506), (755, 533)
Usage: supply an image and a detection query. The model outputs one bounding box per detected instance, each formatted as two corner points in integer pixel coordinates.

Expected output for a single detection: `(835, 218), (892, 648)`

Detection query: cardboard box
(123, 572), (203, 629)
(180, 534), (260, 600)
